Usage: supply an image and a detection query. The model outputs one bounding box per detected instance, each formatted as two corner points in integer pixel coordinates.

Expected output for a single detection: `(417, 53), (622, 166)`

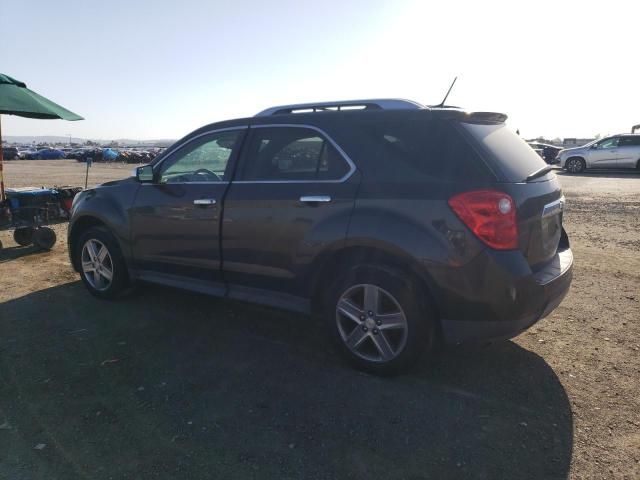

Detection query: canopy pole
(0, 114), (5, 202)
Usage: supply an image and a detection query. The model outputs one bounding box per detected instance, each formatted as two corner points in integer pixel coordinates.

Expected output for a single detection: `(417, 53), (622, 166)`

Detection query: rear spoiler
(461, 112), (508, 124)
(432, 108), (507, 124)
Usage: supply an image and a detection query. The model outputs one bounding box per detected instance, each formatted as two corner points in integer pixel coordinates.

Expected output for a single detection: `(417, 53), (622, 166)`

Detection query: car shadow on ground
(0, 282), (573, 480)
(0, 244), (44, 263)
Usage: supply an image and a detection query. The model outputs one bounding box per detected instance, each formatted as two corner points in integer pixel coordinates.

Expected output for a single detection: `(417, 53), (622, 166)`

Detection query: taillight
(448, 190), (518, 250)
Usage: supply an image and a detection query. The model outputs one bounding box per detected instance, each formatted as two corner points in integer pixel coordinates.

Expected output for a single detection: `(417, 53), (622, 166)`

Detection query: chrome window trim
(232, 123), (356, 184)
(146, 126), (249, 185)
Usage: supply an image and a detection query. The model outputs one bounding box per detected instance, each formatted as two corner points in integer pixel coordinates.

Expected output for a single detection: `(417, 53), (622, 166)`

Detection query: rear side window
(361, 118), (493, 181)
(619, 136), (640, 147)
(462, 123), (548, 182)
(238, 127), (351, 181)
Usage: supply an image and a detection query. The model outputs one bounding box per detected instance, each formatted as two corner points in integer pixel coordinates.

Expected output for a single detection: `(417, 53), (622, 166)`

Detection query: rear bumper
(432, 247), (573, 345)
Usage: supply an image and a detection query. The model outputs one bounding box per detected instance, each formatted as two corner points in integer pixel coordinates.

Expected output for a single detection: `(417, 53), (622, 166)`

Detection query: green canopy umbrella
(0, 73), (83, 200)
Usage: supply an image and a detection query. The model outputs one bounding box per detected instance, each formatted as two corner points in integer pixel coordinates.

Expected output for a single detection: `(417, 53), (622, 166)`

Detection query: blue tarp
(102, 148), (119, 161)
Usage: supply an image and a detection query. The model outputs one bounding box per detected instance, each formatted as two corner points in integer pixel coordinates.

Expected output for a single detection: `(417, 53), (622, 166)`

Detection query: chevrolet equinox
(68, 99), (573, 374)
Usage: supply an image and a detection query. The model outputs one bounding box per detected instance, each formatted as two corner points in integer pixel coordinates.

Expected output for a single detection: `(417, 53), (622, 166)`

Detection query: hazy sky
(2, 0), (638, 140)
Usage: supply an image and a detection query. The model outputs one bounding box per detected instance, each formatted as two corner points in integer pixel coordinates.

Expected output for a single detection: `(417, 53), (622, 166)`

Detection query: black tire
(75, 226), (129, 299)
(33, 227), (56, 250)
(13, 227), (35, 246)
(566, 157), (586, 173)
(325, 264), (435, 375)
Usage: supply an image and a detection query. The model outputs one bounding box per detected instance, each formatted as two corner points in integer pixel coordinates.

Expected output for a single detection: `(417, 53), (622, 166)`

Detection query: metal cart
(0, 186), (82, 251)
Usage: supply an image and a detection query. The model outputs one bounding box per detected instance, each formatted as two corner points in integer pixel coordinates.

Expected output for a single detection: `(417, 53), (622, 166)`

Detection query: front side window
(158, 130), (241, 183)
(238, 127), (350, 181)
(595, 137), (619, 149)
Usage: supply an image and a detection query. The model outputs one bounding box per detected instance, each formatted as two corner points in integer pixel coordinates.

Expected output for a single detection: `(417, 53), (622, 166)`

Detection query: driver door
(589, 137), (619, 168)
(130, 127), (246, 290)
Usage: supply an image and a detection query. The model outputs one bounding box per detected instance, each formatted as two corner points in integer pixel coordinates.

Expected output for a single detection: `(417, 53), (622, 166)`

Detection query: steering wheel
(192, 168), (222, 181)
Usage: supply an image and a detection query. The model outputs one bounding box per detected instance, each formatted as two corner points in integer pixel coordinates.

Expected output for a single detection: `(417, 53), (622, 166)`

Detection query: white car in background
(558, 134), (640, 173)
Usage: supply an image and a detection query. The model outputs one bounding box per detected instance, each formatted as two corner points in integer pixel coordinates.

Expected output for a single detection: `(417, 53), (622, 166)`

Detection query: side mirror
(136, 165), (154, 183)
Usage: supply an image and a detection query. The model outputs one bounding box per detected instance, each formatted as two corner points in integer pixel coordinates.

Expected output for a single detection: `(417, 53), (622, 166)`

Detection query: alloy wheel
(336, 284), (408, 362)
(566, 158), (582, 173)
(81, 239), (114, 291)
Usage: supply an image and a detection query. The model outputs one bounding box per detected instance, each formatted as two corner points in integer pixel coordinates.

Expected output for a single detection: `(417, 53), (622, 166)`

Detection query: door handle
(193, 198), (216, 206)
(300, 195), (332, 203)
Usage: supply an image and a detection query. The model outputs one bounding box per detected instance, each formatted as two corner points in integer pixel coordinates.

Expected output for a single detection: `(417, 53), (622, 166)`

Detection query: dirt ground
(0, 161), (639, 479)
(2, 159), (138, 190)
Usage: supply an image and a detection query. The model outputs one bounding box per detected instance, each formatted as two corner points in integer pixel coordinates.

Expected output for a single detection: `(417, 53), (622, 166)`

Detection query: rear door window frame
(232, 124), (356, 184)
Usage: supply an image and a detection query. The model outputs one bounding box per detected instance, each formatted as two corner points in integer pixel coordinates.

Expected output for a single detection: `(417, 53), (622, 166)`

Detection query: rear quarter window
(462, 123), (549, 182)
(358, 117), (494, 182)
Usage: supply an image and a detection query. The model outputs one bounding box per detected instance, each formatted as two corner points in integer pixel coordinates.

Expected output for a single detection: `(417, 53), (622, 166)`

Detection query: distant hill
(3, 136), (176, 147)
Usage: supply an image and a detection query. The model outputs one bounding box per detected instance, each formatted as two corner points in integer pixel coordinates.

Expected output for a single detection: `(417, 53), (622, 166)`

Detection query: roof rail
(255, 99), (425, 117)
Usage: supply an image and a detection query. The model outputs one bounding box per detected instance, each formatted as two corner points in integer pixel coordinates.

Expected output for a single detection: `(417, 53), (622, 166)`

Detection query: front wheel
(325, 265), (435, 375)
(565, 157), (586, 173)
(76, 227), (129, 299)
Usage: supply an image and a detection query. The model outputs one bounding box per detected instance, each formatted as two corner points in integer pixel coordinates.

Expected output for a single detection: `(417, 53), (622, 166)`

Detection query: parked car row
(2, 145), (165, 163)
(70, 148), (164, 164)
(12, 147), (67, 160)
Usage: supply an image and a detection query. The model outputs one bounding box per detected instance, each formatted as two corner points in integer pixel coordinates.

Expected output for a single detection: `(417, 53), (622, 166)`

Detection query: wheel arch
(68, 215), (108, 271)
(309, 244), (442, 330)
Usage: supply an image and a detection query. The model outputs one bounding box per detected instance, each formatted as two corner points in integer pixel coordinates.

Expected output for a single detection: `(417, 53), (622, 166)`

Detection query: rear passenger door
(617, 136), (640, 168)
(222, 125), (360, 305)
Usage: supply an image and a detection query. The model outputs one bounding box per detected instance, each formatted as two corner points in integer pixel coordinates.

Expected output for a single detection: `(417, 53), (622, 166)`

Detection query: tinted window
(158, 130), (240, 183)
(361, 118), (493, 181)
(619, 136), (640, 147)
(238, 127), (350, 181)
(462, 122), (547, 182)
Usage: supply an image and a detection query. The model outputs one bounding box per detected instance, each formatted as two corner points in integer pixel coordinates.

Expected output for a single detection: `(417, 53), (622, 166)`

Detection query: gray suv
(559, 134), (640, 173)
(68, 99), (573, 374)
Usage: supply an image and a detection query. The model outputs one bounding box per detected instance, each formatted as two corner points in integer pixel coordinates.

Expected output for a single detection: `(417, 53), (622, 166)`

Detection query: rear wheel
(33, 227), (56, 250)
(565, 157), (585, 173)
(325, 264), (434, 375)
(13, 227), (35, 246)
(76, 227), (129, 299)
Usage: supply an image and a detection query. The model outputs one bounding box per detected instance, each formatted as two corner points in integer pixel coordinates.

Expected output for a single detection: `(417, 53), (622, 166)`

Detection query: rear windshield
(462, 122), (548, 182)
(358, 116), (494, 182)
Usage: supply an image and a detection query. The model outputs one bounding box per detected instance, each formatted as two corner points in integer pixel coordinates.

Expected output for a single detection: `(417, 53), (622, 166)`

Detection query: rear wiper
(526, 165), (554, 182)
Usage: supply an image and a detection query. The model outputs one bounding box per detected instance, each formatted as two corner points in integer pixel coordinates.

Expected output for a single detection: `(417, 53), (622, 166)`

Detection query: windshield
(461, 122), (550, 182)
(581, 138), (599, 148)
